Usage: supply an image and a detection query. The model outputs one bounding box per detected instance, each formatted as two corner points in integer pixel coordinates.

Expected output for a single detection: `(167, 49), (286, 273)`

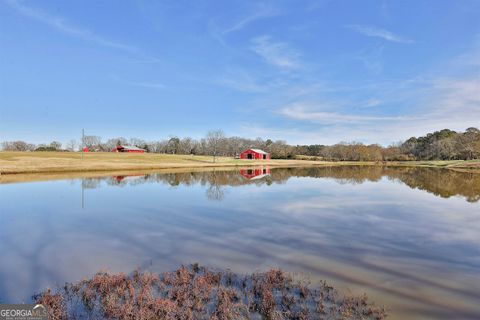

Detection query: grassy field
(0, 151), (322, 175)
(1, 151), (479, 176)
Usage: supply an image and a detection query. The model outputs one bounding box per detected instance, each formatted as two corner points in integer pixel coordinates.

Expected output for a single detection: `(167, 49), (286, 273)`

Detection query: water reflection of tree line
(79, 167), (480, 202)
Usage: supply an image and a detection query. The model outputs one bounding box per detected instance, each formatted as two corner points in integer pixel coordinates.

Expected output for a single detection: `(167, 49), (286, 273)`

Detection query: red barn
(240, 149), (270, 160)
(112, 145), (146, 153)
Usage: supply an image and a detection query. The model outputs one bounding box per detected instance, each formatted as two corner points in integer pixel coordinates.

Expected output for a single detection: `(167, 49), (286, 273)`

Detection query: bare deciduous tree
(50, 141), (62, 150)
(205, 130), (225, 162)
(83, 136), (102, 150)
(103, 138), (127, 151)
(1, 140), (35, 151)
(66, 140), (77, 151)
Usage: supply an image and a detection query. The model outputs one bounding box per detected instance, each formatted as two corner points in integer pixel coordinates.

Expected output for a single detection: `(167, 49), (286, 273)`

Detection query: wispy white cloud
(128, 81), (165, 89)
(427, 78), (480, 115)
(251, 36), (300, 69)
(240, 44), (479, 145)
(4, 0), (138, 52)
(216, 70), (269, 93)
(451, 34), (480, 67)
(222, 4), (279, 35)
(127, 57), (163, 64)
(284, 82), (333, 97)
(110, 75), (165, 89)
(347, 24), (414, 44)
(356, 45), (385, 73)
(363, 98), (382, 108)
(243, 35), (480, 145)
(269, 75), (480, 144)
(279, 102), (413, 124)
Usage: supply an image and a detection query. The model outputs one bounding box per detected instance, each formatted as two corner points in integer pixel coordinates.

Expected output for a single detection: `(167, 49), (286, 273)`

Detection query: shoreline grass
(1, 151), (479, 176)
(34, 264), (387, 320)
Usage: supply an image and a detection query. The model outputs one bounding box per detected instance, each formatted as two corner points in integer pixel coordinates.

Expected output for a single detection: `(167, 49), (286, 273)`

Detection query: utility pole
(81, 179), (85, 209)
(81, 128), (84, 160)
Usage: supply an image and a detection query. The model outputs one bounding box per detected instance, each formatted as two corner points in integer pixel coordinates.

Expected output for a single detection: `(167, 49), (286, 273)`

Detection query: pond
(0, 166), (479, 319)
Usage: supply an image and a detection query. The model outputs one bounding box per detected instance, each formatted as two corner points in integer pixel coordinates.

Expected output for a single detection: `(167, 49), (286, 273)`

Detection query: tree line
(81, 166), (480, 202)
(1, 127), (479, 161)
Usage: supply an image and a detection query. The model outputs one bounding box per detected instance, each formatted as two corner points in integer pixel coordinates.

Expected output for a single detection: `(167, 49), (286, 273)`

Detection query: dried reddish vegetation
(34, 264), (387, 320)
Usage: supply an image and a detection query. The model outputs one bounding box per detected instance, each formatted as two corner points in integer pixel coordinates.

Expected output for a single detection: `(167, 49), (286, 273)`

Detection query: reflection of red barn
(240, 167), (271, 180)
(240, 149), (270, 160)
(113, 174), (146, 182)
(112, 145), (146, 153)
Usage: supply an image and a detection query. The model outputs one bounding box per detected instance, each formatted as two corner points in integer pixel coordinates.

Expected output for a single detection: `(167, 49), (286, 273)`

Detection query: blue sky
(1, 0), (479, 145)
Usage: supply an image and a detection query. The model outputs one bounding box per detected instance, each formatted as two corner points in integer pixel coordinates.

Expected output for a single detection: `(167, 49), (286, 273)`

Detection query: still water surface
(0, 166), (479, 319)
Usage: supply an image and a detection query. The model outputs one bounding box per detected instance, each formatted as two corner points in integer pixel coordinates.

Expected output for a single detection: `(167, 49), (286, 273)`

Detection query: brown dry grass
(34, 265), (387, 320)
(0, 152), (324, 175)
(1, 152), (479, 176)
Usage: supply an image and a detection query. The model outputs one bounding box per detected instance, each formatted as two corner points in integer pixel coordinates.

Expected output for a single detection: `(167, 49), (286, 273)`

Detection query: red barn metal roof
(117, 145), (145, 151)
(244, 148), (268, 154)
